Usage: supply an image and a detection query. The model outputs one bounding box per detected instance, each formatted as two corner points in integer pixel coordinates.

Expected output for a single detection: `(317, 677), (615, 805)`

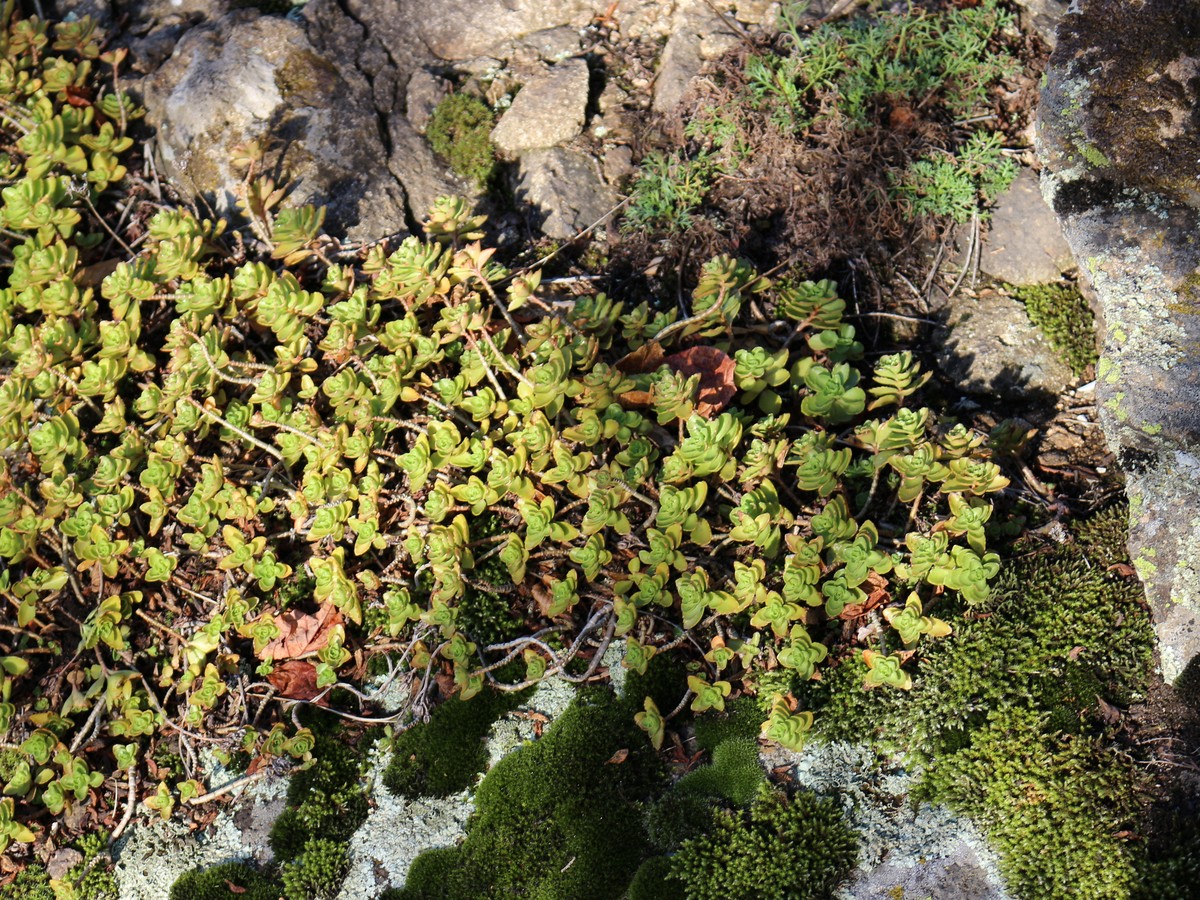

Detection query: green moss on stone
(169, 863), (281, 900)
(383, 685), (527, 799)
(674, 738), (765, 807)
(281, 838), (348, 900)
(918, 707), (1141, 900)
(426, 94), (497, 186)
(693, 695), (761, 753)
(0, 863), (54, 900)
(669, 786), (857, 900)
(394, 684), (666, 899)
(269, 721), (369, 862)
(1009, 282), (1098, 377)
(626, 856), (687, 900)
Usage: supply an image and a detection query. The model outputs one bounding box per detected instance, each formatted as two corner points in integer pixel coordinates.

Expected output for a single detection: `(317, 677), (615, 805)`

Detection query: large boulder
(1038, 0), (1200, 682)
(141, 9), (410, 243)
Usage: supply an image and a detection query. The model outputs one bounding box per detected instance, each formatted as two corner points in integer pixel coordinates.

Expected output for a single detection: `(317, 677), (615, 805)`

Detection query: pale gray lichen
(781, 739), (1011, 900)
(115, 764), (291, 900)
(335, 744), (474, 900)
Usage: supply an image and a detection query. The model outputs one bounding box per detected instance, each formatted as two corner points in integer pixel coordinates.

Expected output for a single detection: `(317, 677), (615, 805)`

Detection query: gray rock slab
(981, 168), (1075, 285)
(1038, 0), (1200, 682)
(142, 9), (409, 244)
(1013, 0), (1067, 49)
(115, 770), (290, 900)
(845, 843), (1008, 900)
(406, 70), (452, 134)
(491, 59), (590, 157)
(387, 116), (481, 225)
(652, 0), (740, 113)
(412, 0), (595, 61)
(934, 292), (1075, 402)
(515, 147), (619, 240)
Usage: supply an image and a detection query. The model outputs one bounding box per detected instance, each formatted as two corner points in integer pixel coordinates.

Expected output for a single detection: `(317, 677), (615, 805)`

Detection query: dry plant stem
(185, 769), (268, 806)
(69, 698), (107, 753)
(135, 608), (186, 643)
(108, 768), (138, 845)
(186, 398), (283, 461)
(80, 187), (136, 256)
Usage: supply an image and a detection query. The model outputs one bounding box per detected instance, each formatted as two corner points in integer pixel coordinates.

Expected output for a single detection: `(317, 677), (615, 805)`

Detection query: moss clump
(693, 695), (761, 753)
(269, 722), (368, 862)
(383, 685), (526, 799)
(919, 707), (1141, 900)
(281, 838), (348, 900)
(169, 863), (281, 900)
(426, 93), (497, 185)
(394, 684), (667, 899)
(669, 786), (858, 900)
(1010, 282), (1098, 377)
(645, 733), (767, 852)
(674, 738), (765, 808)
(626, 856), (687, 900)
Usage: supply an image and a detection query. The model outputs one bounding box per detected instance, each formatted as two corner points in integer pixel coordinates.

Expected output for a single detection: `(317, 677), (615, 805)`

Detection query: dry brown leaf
(615, 388), (656, 409)
(261, 603), (342, 661)
(1096, 696), (1122, 726)
(1108, 562), (1137, 578)
(265, 660), (327, 704)
(225, 882), (248, 895)
(605, 748), (630, 765)
(615, 340), (666, 375)
(532, 582), (556, 618)
(663, 346), (736, 417)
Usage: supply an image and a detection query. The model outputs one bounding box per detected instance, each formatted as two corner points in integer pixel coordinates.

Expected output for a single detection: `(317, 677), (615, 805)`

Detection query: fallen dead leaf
(225, 881), (248, 895)
(605, 748), (630, 765)
(261, 603), (342, 661)
(265, 660), (327, 704)
(615, 340), (666, 375)
(1096, 696), (1122, 726)
(663, 346), (736, 417)
(1108, 562), (1137, 578)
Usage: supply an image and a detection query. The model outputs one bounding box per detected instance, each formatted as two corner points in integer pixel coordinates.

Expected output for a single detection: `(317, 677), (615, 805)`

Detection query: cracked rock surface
(1038, 0), (1200, 681)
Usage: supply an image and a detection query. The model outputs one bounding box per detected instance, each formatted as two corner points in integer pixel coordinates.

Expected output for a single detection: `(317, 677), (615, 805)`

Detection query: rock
(141, 8), (409, 244)
(406, 69), (452, 134)
(785, 741), (1011, 900)
(510, 25), (585, 64)
(934, 292), (1075, 402)
(1037, 0), (1200, 682)
(602, 145), (635, 185)
(845, 842), (1010, 900)
(411, 0), (595, 61)
(652, 0), (740, 114)
(47, 848), (84, 881)
(1013, 0), (1067, 49)
(491, 59), (591, 158)
(387, 116), (480, 225)
(980, 168), (1075, 285)
(515, 148), (619, 240)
